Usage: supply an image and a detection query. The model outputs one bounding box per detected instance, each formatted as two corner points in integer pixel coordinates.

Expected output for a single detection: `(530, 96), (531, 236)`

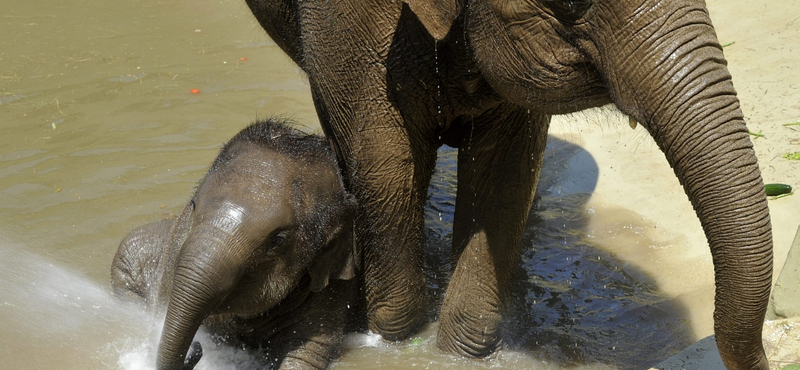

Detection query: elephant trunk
(156, 231), (244, 370)
(590, 4), (772, 369)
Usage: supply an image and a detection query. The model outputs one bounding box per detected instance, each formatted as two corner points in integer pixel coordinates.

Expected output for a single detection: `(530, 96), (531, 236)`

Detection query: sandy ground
(546, 0), (800, 368)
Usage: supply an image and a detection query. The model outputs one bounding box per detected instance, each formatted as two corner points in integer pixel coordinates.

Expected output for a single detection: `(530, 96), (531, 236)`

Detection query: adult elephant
(245, 1), (773, 369)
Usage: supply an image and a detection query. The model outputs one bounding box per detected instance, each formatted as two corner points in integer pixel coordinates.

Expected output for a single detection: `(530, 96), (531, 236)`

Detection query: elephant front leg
(271, 280), (357, 370)
(298, 0), (441, 343)
(438, 107), (549, 357)
(349, 130), (438, 341)
(310, 83), (439, 340)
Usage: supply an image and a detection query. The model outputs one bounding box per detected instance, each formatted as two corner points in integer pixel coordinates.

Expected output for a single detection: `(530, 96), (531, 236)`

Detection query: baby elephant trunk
(156, 230), (250, 370)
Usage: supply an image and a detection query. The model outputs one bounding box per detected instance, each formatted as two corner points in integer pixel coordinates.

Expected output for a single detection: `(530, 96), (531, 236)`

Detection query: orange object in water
(190, 89), (200, 94)
(239, 57), (248, 61)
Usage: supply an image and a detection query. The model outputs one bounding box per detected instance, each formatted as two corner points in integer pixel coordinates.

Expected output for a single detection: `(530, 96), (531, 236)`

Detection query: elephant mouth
(510, 73), (611, 114)
(476, 43), (611, 114)
(209, 271), (297, 318)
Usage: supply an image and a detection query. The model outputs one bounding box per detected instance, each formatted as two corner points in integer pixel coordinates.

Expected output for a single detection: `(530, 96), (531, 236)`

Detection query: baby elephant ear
(404, 0), (462, 40)
(309, 196), (359, 292)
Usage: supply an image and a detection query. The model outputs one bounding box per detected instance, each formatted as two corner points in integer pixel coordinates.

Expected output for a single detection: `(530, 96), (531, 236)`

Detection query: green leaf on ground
(783, 152), (800, 160)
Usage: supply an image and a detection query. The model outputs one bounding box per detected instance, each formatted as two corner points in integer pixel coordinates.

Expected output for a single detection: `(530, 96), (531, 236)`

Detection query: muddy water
(1, 0), (692, 369)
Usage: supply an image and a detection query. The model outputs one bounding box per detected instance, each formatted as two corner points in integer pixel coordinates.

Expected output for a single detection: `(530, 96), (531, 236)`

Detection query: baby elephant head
(156, 120), (357, 370)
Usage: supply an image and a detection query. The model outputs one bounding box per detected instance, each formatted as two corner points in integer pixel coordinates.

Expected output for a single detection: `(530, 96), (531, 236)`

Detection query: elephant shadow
(423, 136), (694, 370)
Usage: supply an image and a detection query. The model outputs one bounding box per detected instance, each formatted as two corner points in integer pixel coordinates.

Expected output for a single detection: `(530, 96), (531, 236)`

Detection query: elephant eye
(269, 231), (290, 248)
(543, 0), (592, 24)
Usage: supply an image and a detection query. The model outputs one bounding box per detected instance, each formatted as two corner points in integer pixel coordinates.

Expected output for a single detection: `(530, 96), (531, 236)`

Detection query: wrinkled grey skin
(111, 119), (358, 370)
(245, 1), (773, 369)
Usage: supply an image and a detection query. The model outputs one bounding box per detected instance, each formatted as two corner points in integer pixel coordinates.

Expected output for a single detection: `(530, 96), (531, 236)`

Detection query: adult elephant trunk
(156, 229), (247, 370)
(583, 3), (772, 369)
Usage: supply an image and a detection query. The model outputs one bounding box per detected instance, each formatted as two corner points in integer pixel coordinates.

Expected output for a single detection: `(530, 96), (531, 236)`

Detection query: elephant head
(407, 0), (772, 369)
(155, 121), (357, 370)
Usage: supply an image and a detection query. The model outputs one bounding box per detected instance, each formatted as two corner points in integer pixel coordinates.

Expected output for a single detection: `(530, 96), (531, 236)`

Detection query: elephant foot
(436, 302), (504, 358)
(367, 294), (427, 342)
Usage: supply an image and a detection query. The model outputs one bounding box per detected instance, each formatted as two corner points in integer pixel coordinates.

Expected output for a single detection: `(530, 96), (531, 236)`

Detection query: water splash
(0, 237), (270, 370)
(343, 331), (392, 349)
(113, 321), (274, 370)
(0, 238), (151, 369)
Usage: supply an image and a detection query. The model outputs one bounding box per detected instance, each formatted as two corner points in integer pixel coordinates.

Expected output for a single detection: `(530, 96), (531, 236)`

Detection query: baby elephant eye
(270, 232), (289, 247)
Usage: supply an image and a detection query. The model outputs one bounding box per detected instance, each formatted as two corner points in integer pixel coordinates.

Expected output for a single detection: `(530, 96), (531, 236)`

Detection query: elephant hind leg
(437, 106), (549, 357)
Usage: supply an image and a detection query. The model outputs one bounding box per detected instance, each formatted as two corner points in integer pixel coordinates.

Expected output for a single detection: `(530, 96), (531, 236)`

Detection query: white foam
(112, 321), (273, 370)
(343, 331), (390, 348)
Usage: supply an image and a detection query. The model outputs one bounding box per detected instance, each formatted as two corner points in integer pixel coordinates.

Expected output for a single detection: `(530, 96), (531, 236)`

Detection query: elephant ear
(309, 195), (359, 292)
(404, 0), (462, 40)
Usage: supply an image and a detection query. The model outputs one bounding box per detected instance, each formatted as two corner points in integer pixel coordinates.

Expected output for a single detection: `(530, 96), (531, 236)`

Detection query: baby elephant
(111, 119), (358, 370)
